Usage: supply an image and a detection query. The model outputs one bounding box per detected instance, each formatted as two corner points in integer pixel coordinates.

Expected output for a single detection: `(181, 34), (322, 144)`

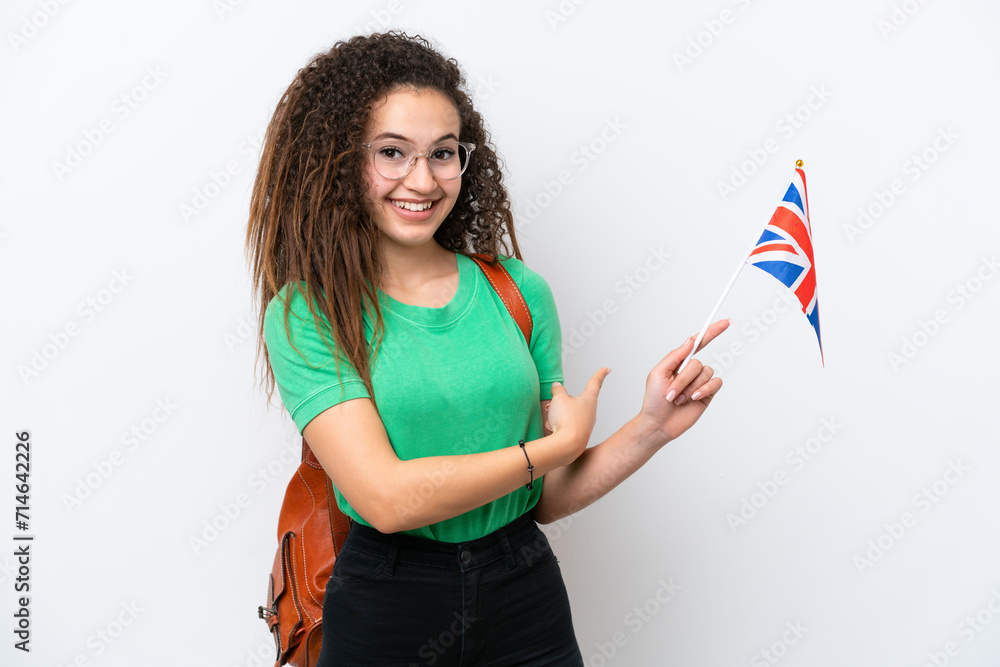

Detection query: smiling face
(363, 86), (463, 254)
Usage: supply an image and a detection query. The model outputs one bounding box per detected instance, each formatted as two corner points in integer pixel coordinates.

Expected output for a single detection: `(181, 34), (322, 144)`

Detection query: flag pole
(676, 237), (755, 374)
(675, 160), (804, 377)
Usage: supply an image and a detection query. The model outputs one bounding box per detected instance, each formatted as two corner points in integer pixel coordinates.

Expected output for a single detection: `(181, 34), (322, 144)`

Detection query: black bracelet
(518, 439), (534, 490)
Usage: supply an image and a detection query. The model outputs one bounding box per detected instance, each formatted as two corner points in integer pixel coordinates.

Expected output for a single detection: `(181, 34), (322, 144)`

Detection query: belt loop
(385, 536), (399, 577)
(497, 526), (515, 571)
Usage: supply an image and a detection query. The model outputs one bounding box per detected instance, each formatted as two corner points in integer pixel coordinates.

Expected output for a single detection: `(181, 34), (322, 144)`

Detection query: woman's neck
(379, 241), (458, 294)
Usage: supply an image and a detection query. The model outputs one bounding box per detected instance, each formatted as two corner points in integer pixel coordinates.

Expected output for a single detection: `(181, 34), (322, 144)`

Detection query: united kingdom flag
(746, 165), (823, 365)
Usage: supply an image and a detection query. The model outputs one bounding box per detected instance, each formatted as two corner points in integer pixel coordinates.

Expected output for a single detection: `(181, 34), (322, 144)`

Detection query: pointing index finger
(693, 318), (732, 354)
(679, 319), (732, 373)
(584, 367), (611, 394)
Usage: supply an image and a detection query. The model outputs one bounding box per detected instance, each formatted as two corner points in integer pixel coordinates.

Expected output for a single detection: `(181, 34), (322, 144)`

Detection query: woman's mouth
(386, 198), (439, 221)
(389, 199), (436, 212)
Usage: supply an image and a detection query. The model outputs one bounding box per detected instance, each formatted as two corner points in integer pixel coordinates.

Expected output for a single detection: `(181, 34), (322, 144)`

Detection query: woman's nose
(402, 155), (437, 191)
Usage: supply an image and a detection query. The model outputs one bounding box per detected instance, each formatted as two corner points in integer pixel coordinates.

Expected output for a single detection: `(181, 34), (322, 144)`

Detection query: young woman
(246, 31), (728, 666)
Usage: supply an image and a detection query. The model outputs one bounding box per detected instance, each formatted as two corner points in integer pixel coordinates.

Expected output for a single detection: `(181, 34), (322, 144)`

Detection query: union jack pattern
(746, 167), (823, 364)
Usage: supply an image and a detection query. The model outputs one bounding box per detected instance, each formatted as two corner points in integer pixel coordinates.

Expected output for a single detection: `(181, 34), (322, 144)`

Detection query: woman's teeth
(390, 200), (434, 212)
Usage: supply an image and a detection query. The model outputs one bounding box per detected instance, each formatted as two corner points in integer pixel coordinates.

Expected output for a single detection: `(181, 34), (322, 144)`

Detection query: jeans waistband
(344, 512), (542, 573)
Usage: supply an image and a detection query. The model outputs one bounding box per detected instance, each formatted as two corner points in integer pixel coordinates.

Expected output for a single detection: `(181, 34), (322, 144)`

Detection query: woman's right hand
(544, 368), (611, 466)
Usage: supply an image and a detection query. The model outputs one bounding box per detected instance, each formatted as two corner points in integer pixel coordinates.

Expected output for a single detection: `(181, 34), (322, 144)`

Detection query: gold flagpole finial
(796, 159), (804, 168)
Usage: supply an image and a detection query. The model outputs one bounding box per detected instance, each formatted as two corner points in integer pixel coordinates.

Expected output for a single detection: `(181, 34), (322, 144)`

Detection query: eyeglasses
(361, 139), (476, 181)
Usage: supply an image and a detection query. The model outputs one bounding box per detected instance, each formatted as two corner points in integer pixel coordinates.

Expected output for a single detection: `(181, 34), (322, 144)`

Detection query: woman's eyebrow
(371, 131), (460, 143)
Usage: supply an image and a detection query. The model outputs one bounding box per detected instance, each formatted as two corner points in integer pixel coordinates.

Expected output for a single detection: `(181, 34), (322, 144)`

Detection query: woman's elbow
(531, 500), (558, 525)
(355, 486), (438, 534)
(346, 486), (407, 534)
(364, 512), (403, 535)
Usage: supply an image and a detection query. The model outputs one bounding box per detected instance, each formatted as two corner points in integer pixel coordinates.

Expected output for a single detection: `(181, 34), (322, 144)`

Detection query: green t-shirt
(263, 252), (564, 542)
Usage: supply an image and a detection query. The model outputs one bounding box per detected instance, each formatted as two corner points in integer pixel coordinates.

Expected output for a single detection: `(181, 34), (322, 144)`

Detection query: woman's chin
(378, 226), (441, 250)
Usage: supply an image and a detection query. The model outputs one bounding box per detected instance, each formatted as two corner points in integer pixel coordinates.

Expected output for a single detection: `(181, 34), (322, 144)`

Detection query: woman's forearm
(357, 429), (580, 534)
(532, 414), (666, 524)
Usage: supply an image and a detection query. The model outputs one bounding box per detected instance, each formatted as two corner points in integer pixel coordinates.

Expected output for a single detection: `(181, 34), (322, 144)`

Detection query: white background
(3, 1), (999, 665)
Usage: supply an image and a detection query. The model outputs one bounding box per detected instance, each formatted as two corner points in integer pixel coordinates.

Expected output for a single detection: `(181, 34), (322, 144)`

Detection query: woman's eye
(430, 148), (456, 161)
(378, 147), (407, 160)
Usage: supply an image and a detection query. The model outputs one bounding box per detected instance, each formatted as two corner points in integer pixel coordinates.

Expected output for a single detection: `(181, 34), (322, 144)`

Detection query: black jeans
(316, 512), (585, 666)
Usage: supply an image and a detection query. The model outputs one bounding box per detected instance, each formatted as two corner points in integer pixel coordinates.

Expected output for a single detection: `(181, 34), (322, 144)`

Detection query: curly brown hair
(245, 31), (523, 413)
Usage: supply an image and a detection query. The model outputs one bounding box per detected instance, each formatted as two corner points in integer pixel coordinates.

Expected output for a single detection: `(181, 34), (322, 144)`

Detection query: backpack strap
(468, 253), (533, 346)
(303, 438), (321, 466)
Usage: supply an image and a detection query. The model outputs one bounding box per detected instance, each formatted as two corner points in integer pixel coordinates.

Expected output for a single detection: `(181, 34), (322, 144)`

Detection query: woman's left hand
(636, 319), (731, 448)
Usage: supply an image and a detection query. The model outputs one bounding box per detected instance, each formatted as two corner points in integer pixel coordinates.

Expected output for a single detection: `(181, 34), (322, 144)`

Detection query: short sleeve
(264, 285), (371, 434)
(502, 258), (564, 400)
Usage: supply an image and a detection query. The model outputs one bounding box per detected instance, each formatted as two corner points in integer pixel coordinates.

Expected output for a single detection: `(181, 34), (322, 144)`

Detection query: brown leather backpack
(258, 253), (534, 667)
